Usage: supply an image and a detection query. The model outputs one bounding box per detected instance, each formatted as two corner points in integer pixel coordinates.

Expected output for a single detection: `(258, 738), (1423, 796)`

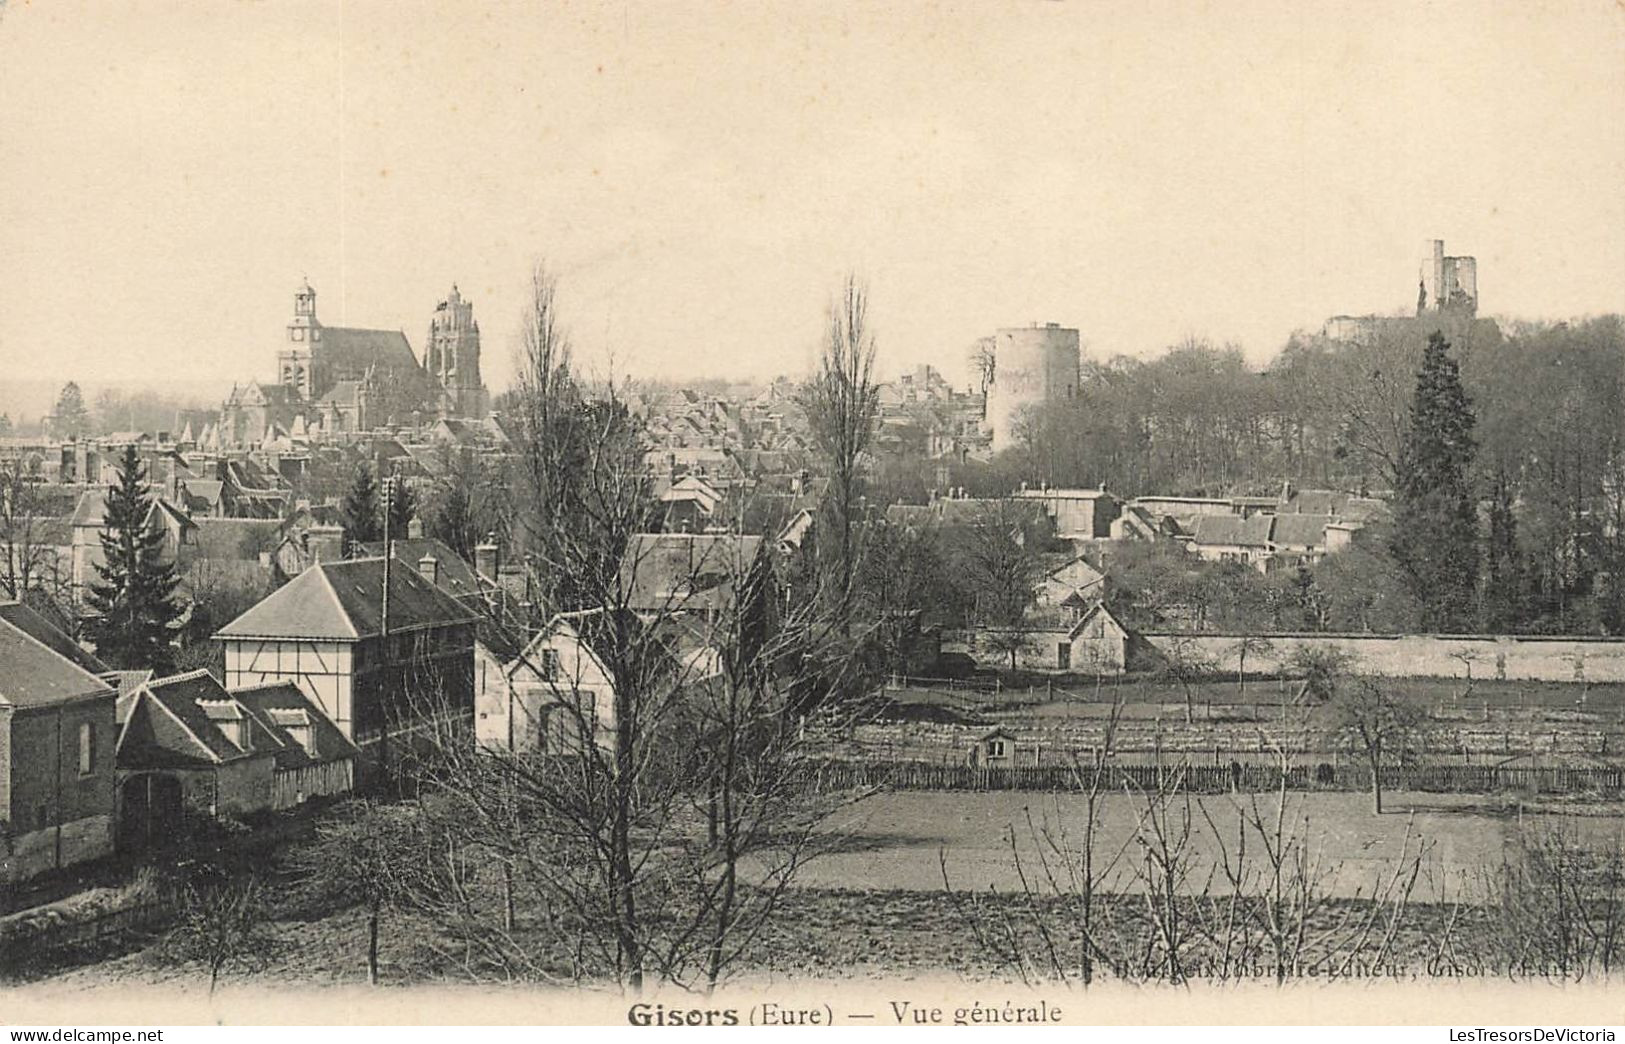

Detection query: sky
(2, 0), (1623, 402)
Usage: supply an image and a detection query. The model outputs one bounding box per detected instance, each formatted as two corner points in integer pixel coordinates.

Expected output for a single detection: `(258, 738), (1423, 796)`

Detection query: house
(619, 533), (768, 623)
(114, 671), (358, 844)
(214, 556), (478, 784)
(1185, 514), (1275, 569)
(0, 602), (118, 885)
(1062, 602), (1133, 675)
(1033, 553), (1110, 622)
(481, 609), (619, 755)
(69, 489), (196, 591)
(1267, 514), (1339, 564)
(964, 602), (1135, 676)
(1014, 488), (1121, 540)
(1110, 504), (1182, 542)
(658, 474), (730, 534)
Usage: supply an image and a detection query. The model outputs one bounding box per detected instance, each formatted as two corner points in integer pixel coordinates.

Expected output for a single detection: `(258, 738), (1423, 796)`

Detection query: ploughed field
(830, 678), (1625, 765)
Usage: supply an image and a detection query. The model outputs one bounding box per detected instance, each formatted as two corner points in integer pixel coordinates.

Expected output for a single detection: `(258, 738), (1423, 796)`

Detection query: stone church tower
(278, 278), (321, 399)
(424, 284), (488, 419)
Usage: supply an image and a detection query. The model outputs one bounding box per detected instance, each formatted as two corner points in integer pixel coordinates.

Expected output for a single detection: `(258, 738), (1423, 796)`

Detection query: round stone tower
(985, 322), (1080, 453)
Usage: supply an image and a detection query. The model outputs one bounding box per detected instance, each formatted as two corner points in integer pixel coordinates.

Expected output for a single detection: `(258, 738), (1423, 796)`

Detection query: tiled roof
(619, 533), (764, 613)
(231, 681), (358, 768)
(1269, 514), (1335, 549)
(1189, 513), (1274, 548)
(0, 607), (113, 708)
(357, 537), (483, 601)
(0, 600), (108, 674)
(128, 671), (266, 765)
(215, 556), (478, 640)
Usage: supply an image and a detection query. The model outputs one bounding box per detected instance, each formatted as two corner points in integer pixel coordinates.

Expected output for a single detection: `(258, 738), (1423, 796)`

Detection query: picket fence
(809, 759), (1625, 796)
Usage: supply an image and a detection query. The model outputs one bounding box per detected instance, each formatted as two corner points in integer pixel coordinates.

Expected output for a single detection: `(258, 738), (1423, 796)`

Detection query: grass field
(795, 789), (1625, 900)
(21, 787), (1625, 988)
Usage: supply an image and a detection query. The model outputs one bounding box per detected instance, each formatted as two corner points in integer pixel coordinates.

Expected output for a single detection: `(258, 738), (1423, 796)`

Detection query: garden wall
(1142, 632), (1625, 683)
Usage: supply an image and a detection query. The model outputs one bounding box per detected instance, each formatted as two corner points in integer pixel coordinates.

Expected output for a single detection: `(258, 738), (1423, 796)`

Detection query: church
(218, 281), (489, 447)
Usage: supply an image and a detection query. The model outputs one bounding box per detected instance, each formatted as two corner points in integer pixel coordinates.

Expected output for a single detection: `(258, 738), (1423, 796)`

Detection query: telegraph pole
(381, 471), (394, 638)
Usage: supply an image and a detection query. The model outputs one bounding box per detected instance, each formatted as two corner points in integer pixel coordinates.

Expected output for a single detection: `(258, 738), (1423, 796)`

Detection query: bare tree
(1231, 635), (1275, 696)
(801, 274), (880, 621)
(1324, 676), (1427, 815)
(292, 800), (447, 985)
(162, 876), (274, 995)
(0, 457), (66, 603)
(408, 359), (872, 991)
(960, 501), (1040, 627)
(1157, 634), (1216, 725)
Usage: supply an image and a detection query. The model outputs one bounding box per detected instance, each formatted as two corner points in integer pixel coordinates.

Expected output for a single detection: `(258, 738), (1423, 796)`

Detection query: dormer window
(268, 707), (317, 756)
(198, 699), (250, 750)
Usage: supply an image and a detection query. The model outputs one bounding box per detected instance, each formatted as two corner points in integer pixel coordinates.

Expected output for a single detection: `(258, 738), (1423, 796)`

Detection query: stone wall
(1143, 631), (1625, 683)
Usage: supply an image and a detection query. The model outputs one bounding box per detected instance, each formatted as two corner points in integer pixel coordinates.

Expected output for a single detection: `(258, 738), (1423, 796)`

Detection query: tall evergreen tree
(1390, 331), (1479, 631)
(53, 381), (89, 438)
(340, 463), (382, 550)
(86, 446), (183, 671)
(427, 472), (478, 560)
(382, 471), (417, 542)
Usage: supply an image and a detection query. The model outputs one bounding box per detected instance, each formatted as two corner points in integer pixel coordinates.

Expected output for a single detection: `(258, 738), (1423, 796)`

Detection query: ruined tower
(1418, 239), (1478, 318)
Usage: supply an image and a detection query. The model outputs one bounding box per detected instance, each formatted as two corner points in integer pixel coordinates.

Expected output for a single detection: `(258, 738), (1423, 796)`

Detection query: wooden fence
(809, 759), (1625, 796)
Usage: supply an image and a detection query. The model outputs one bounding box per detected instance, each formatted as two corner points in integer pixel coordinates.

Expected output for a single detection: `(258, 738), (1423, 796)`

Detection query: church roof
(317, 379), (364, 406)
(316, 327), (422, 379)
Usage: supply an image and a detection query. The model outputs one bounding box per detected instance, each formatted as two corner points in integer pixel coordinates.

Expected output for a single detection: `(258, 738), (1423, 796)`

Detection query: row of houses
(0, 598), (362, 887)
(912, 482), (1386, 573)
(2, 524), (777, 889)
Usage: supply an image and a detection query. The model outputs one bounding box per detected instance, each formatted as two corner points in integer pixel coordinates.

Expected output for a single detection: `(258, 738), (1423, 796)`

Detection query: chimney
(418, 553), (439, 586)
(474, 541), (500, 582)
(306, 525), (344, 565)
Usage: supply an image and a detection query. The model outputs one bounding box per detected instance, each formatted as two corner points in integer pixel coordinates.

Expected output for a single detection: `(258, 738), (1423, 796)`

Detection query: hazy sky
(2, 1), (1623, 397)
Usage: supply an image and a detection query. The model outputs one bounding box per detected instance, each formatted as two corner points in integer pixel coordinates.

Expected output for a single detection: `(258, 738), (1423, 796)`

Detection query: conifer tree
(53, 381), (89, 438)
(340, 463), (382, 550)
(383, 472), (417, 542)
(86, 446), (183, 671)
(1390, 331), (1479, 632)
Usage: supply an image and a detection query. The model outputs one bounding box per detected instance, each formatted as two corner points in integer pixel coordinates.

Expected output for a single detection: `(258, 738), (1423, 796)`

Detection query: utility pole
(381, 472), (394, 638)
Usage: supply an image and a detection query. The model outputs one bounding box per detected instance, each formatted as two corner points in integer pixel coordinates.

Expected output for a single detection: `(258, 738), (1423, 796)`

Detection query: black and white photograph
(1, 0), (1623, 1031)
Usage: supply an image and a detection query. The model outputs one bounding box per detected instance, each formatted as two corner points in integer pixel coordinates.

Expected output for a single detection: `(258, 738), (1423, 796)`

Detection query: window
(987, 739), (1006, 758)
(36, 803), (51, 830)
(78, 722), (94, 776)
(1057, 643), (1071, 670)
(540, 648), (560, 682)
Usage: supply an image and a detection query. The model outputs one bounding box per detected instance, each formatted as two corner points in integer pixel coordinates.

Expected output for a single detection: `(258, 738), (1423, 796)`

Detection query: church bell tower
(425, 284), (487, 418)
(279, 279), (323, 400)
